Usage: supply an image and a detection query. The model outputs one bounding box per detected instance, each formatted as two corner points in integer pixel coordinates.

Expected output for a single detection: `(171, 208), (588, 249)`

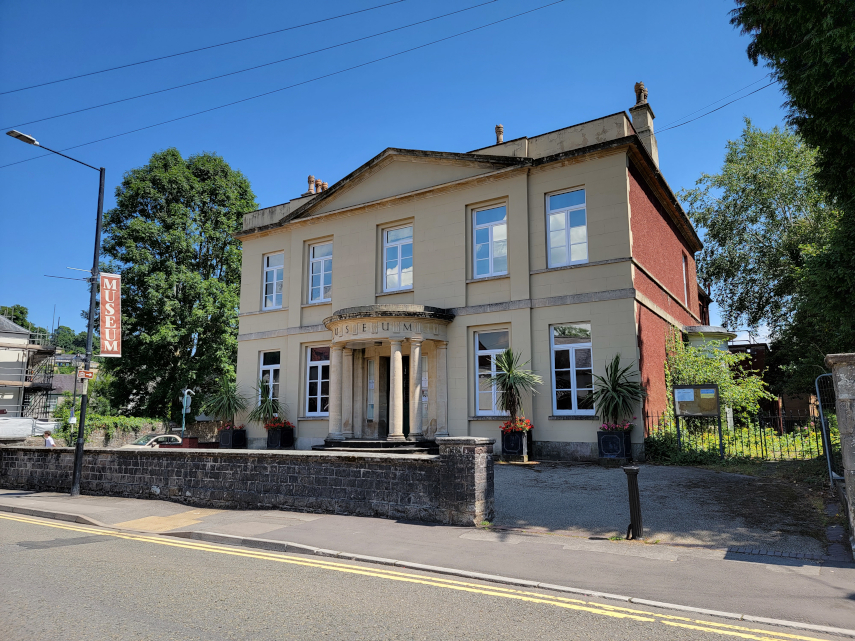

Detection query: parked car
(120, 434), (182, 449)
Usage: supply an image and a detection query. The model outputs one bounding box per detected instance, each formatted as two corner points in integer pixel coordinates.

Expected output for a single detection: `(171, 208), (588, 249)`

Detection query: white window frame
(472, 205), (508, 279)
(259, 351), (281, 404)
(262, 253), (284, 309)
(475, 330), (510, 416)
(549, 325), (595, 416)
(546, 189), (588, 269)
(308, 242), (333, 304)
(383, 224), (414, 292)
(305, 346), (330, 417)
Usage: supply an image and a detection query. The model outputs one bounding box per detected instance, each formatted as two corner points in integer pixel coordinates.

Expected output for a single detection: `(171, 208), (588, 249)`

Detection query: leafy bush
(52, 393), (160, 445)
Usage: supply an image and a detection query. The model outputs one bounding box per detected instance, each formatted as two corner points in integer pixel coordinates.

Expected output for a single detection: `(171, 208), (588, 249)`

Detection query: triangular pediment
(300, 149), (521, 219)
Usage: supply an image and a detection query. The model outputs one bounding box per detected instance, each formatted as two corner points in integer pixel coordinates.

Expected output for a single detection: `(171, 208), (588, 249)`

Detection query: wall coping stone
(435, 437), (495, 445)
(826, 353), (855, 367)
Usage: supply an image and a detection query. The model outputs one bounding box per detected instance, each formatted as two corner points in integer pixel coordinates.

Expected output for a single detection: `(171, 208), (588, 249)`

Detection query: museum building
(234, 86), (715, 457)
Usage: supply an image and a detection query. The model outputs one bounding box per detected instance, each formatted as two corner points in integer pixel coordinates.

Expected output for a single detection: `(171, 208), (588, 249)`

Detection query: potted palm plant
(591, 354), (646, 461)
(202, 379), (249, 449)
(490, 348), (543, 462)
(245, 379), (290, 449)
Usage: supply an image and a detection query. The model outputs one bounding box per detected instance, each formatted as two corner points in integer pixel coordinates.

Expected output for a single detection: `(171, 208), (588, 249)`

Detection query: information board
(673, 384), (720, 417)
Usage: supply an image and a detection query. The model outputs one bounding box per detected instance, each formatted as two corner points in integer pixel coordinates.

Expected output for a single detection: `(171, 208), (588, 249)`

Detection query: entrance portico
(323, 305), (454, 443)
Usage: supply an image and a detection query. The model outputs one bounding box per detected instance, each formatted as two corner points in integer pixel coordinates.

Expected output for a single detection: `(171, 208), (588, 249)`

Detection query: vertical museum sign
(99, 273), (121, 357)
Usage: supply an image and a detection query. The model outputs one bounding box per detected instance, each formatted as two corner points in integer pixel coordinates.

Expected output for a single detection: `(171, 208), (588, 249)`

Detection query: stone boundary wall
(0, 437), (494, 526)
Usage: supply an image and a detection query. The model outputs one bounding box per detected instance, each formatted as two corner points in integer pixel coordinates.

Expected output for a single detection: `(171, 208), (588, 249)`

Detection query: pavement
(1, 463), (853, 632)
(5, 514), (848, 641)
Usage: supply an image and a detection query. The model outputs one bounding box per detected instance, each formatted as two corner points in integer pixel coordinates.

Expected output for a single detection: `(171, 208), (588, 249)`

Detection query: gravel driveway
(493, 462), (826, 555)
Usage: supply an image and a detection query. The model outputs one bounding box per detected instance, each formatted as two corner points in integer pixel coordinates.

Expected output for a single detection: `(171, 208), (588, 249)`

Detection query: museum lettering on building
(233, 85), (721, 458)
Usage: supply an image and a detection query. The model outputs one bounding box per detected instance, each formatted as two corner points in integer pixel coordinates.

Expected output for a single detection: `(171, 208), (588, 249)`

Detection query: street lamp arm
(32, 143), (100, 172)
(6, 130), (99, 171)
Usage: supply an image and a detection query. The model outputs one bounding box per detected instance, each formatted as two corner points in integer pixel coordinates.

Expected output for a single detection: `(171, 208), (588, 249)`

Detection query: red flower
(500, 417), (533, 434)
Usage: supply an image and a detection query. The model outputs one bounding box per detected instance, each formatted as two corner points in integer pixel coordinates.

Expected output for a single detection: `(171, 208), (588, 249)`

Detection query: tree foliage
(0, 304), (47, 336)
(52, 325), (99, 355)
(100, 148), (257, 418)
(679, 120), (837, 335)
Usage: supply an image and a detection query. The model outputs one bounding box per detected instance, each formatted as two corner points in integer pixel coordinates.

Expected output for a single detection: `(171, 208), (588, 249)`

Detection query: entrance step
(313, 446), (439, 455)
(312, 438), (438, 455)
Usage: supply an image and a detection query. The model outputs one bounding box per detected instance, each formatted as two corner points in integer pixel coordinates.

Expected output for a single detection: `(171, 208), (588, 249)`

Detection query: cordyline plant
(591, 354), (646, 424)
(201, 379), (248, 423)
(247, 378), (283, 426)
(488, 349), (543, 425)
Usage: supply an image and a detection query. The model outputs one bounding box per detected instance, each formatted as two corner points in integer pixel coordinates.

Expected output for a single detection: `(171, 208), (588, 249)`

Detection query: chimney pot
(315, 178), (322, 193)
(495, 124), (504, 144)
(629, 82), (659, 168)
(308, 175), (315, 194)
(322, 181), (328, 191)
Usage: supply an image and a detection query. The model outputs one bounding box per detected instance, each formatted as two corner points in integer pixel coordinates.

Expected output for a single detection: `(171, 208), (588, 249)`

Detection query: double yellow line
(0, 513), (830, 641)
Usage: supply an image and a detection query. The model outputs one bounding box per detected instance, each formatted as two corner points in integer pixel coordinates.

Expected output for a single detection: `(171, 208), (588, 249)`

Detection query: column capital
(436, 340), (448, 349)
(331, 344), (344, 353)
(342, 347), (353, 355)
(390, 339), (403, 347)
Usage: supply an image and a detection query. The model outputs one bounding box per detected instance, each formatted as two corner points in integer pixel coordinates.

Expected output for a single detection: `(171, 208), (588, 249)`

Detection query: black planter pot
(219, 429), (247, 449)
(597, 430), (632, 460)
(266, 426), (295, 450)
(501, 430), (532, 462)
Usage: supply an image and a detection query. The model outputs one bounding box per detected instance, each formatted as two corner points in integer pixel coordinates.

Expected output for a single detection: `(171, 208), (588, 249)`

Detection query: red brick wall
(636, 304), (670, 419)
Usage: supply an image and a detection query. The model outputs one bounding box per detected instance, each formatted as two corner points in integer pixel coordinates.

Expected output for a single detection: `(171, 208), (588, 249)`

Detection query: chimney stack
(307, 175), (316, 194)
(495, 124), (504, 144)
(629, 82), (659, 167)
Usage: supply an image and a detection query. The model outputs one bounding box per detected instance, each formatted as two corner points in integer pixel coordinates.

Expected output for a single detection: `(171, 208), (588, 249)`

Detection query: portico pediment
(324, 305), (454, 345)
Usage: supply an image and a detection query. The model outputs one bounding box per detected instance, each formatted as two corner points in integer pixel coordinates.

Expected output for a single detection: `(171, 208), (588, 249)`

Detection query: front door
(383, 356), (409, 438)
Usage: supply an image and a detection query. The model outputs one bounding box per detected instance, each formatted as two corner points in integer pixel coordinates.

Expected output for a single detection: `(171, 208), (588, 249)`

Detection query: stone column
(327, 345), (344, 441)
(353, 350), (364, 439)
(825, 353), (855, 545)
(435, 341), (449, 437)
(409, 339), (424, 441)
(341, 348), (354, 439)
(388, 340), (405, 441)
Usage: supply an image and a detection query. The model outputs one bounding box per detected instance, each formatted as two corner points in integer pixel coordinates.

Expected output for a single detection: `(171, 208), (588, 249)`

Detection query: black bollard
(623, 465), (643, 540)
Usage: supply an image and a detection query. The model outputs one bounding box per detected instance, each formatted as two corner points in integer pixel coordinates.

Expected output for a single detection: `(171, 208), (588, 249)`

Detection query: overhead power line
(0, 0), (409, 96)
(656, 74), (772, 130)
(3, 0), (499, 130)
(1, 0), (566, 170)
(657, 81), (778, 133)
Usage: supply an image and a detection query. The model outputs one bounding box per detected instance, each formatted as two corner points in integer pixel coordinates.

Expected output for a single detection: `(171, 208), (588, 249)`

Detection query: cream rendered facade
(235, 104), (703, 456)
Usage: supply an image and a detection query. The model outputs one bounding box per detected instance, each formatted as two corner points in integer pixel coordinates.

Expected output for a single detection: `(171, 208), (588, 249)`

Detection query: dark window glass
(321, 381), (329, 395)
(554, 350), (571, 370)
(310, 347), (330, 362)
(322, 365), (329, 380)
(308, 382), (318, 396)
(307, 398), (317, 413)
(321, 397), (330, 412)
(575, 349), (592, 369)
(577, 390), (594, 409)
(478, 331), (509, 351)
(262, 351), (280, 366)
(556, 391), (574, 410)
(555, 372), (573, 390)
(575, 370), (593, 389)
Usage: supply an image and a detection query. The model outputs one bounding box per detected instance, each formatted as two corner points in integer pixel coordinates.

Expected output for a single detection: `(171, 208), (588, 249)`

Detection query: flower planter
(597, 430), (632, 460)
(501, 430), (532, 462)
(266, 426), (295, 450)
(219, 429), (247, 449)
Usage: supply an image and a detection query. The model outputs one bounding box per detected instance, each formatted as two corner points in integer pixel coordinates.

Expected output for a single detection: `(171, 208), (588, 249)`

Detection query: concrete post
(341, 348), (353, 439)
(327, 345), (344, 441)
(435, 341), (449, 437)
(388, 340), (405, 441)
(409, 339), (424, 441)
(825, 353), (855, 547)
(353, 349), (364, 439)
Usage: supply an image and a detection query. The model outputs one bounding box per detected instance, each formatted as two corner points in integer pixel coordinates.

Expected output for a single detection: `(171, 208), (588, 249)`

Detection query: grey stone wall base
(531, 441), (646, 463)
(0, 443), (494, 527)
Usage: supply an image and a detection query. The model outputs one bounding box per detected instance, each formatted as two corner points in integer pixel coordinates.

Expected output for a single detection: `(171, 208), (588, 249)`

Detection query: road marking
(0, 513), (832, 641)
(112, 508), (222, 532)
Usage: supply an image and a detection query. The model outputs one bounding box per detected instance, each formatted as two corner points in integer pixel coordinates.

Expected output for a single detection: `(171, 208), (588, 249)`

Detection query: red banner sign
(99, 273), (121, 357)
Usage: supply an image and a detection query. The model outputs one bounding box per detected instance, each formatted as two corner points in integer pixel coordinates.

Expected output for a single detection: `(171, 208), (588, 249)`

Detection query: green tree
(100, 148), (257, 418)
(53, 325), (76, 351)
(0, 304), (48, 336)
(731, 0), (855, 356)
(679, 120), (837, 335)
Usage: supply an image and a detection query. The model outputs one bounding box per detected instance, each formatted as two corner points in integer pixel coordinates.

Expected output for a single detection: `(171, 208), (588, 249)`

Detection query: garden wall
(0, 437), (494, 526)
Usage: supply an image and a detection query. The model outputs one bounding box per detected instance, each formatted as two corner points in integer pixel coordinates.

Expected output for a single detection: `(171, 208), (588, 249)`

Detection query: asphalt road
(0, 514), (845, 641)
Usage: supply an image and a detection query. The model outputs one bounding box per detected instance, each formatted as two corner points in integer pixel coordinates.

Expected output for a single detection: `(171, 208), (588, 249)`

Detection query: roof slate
(0, 316), (31, 335)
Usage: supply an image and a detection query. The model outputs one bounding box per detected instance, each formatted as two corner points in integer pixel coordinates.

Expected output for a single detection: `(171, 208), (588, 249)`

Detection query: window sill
(466, 274), (509, 284)
(548, 415), (598, 420)
(530, 257), (630, 275)
(240, 307), (288, 316)
(468, 415), (509, 421)
(376, 288), (413, 298)
(302, 301), (332, 308)
(297, 416), (329, 421)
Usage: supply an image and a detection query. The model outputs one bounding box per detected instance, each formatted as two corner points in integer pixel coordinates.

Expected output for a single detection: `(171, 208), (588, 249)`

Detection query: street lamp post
(6, 130), (105, 498)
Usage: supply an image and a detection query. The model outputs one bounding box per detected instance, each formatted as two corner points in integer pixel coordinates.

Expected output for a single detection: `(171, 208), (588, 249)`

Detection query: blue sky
(0, 0), (785, 335)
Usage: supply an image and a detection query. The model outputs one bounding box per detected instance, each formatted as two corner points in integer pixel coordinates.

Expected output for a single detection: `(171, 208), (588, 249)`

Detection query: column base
(386, 434), (407, 442)
(326, 432), (345, 441)
(408, 433), (426, 441)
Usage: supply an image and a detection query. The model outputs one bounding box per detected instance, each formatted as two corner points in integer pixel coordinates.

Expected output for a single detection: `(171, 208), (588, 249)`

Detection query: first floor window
(263, 253), (284, 309)
(306, 346), (330, 415)
(475, 330), (509, 415)
(384, 225), (413, 291)
(260, 351), (281, 402)
(309, 242), (332, 303)
(550, 323), (594, 414)
(473, 205), (507, 278)
(547, 189), (587, 267)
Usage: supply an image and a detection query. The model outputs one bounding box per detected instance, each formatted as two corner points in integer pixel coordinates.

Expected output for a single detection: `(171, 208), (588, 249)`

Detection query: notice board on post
(673, 384), (720, 417)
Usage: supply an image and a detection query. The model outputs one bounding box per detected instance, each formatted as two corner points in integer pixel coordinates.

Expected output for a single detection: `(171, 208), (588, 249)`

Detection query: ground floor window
(366, 358), (376, 421)
(306, 346), (330, 415)
(550, 323), (594, 414)
(260, 351), (280, 401)
(476, 330), (509, 415)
